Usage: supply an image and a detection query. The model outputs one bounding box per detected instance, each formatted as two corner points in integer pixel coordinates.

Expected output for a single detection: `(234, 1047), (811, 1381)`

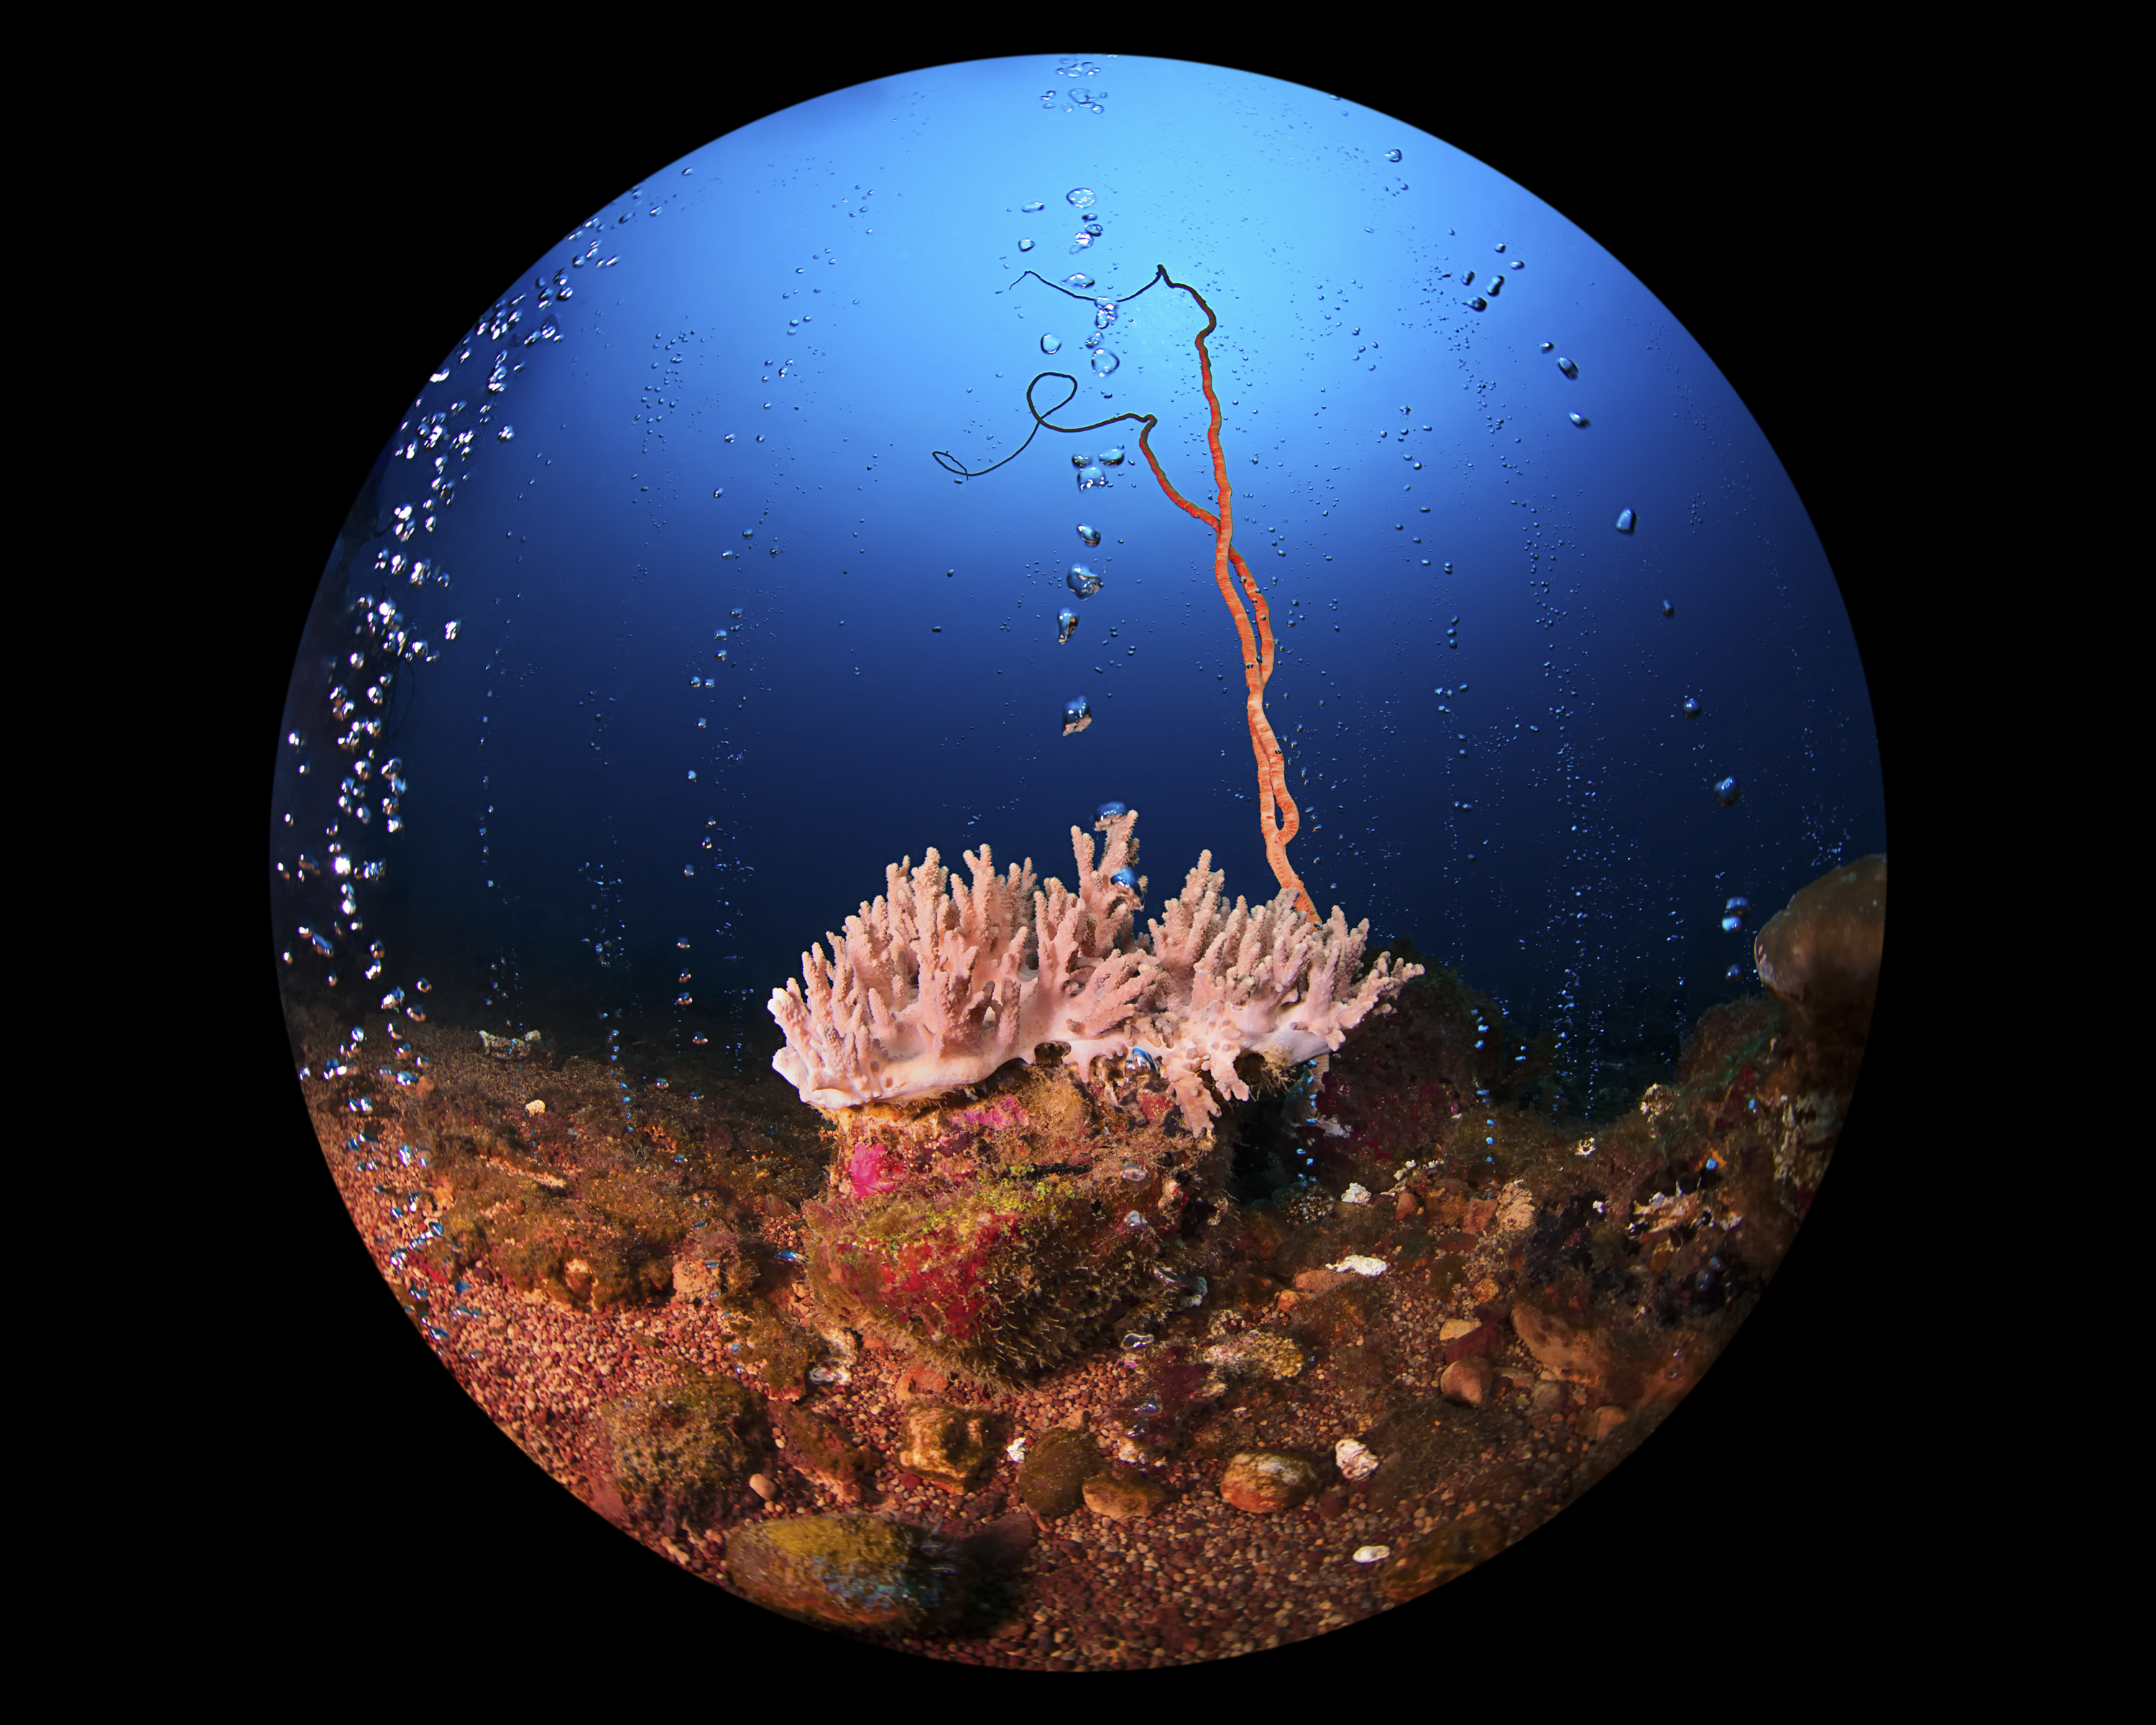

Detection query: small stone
(724, 1513), (977, 1633)
(1293, 1268), (1350, 1294)
(1440, 1356), (1493, 1407)
(1202, 1330), (1307, 1381)
(1334, 1438), (1380, 1481)
(525, 1098), (545, 1116)
(1531, 1380), (1567, 1416)
(1395, 1190), (1419, 1221)
(1220, 1450), (1320, 1514)
(1463, 1197), (1498, 1235)
(1437, 1317), (1478, 1342)
(1084, 1470), (1169, 1521)
(749, 1472), (777, 1501)
(1379, 1512), (1506, 1603)
(1351, 1544), (1391, 1564)
(896, 1402), (995, 1494)
(1584, 1404), (1628, 1442)
(777, 1404), (879, 1505)
(1016, 1425), (1104, 1519)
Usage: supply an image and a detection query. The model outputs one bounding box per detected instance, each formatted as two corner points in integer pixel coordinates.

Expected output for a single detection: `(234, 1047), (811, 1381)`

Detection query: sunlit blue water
(272, 55), (1883, 1110)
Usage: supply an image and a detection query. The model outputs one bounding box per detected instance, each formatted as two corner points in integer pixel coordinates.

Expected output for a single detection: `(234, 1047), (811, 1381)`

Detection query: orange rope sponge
(932, 264), (1314, 921)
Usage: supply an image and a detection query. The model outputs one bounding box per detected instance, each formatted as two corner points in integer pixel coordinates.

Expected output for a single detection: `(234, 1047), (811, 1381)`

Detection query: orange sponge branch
(931, 264), (1314, 922)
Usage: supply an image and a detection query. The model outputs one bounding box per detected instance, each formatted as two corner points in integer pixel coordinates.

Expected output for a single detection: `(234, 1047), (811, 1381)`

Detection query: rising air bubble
(1616, 507), (1636, 533)
(1077, 523), (1102, 546)
(1713, 776), (1741, 807)
(1041, 334), (1062, 354)
(1067, 564), (1102, 598)
(1057, 608), (1079, 644)
(1090, 351), (1120, 377)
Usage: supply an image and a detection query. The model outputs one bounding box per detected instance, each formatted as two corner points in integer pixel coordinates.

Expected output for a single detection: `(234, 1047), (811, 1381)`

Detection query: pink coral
(769, 811), (1420, 1135)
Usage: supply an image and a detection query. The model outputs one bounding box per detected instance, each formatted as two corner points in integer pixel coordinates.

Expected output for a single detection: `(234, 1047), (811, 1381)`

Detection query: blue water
(272, 55), (1884, 1109)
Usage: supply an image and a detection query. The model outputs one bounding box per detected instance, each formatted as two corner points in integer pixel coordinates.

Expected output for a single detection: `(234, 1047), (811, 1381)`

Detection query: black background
(217, 32), (1927, 1693)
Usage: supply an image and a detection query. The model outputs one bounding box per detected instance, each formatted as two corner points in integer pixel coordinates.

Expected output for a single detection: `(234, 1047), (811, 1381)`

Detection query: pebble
(897, 1402), (995, 1493)
(1220, 1451), (1320, 1514)
(1084, 1472), (1169, 1522)
(1584, 1404), (1628, 1442)
(1437, 1317), (1478, 1342)
(1202, 1330), (1307, 1381)
(1439, 1356), (1494, 1407)
(1335, 1438), (1380, 1481)
(1352, 1545), (1391, 1564)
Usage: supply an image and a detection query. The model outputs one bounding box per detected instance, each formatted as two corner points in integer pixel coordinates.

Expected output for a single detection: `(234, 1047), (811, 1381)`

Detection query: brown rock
(1511, 1301), (1614, 1390)
(1464, 1197), (1498, 1235)
(1084, 1470), (1169, 1522)
(1293, 1267), (1351, 1294)
(897, 1402), (995, 1494)
(1754, 854), (1885, 1035)
(1530, 1379), (1567, 1417)
(1439, 1356), (1493, 1406)
(1016, 1426), (1104, 1520)
(724, 1514), (975, 1633)
(777, 1404), (879, 1505)
(1583, 1404), (1628, 1442)
(1220, 1450), (1320, 1514)
(599, 1374), (765, 1527)
(1380, 1512), (1506, 1602)
(1395, 1191), (1419, 1221)
(1442, 1320), (1503, 1363)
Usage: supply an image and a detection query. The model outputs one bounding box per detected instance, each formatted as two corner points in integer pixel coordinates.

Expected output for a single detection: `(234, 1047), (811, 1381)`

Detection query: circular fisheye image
(270, 54), (1886, 1670)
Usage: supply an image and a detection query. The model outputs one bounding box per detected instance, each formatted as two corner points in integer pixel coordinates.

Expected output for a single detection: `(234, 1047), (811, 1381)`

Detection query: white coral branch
(768, 811), (1421, 1131)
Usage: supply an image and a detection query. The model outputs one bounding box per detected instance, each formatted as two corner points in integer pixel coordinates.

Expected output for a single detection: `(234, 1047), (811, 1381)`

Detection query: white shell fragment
(1335, 1438), (1379, 1481)
(1352, 1545), (1392, 1564)
(1328, 1255), (1388, 1277)
(1340, 1183), (1373, 1206)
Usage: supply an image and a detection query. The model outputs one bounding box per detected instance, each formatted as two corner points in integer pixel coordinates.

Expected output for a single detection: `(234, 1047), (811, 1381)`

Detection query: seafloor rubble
(285, 857), (1881, 1671)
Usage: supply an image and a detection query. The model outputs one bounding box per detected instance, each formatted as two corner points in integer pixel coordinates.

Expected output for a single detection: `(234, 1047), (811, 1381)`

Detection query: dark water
(270, 55), (1884, 1122)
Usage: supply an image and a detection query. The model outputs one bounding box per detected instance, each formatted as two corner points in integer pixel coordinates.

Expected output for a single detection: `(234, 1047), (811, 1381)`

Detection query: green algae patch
(600, 1373), (766, 1527)
(803, 1169), (1164, 1386)
(1017, 1426), (1107, 1519)
(726, 1514), (977, 1634)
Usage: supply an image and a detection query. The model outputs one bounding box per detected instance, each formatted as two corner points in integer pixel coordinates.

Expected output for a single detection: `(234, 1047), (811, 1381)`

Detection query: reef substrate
(287, 865), (1876, 1670)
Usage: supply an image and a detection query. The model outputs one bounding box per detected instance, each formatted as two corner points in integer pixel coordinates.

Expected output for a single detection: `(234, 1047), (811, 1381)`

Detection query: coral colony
(765, 809), (1419, 1384)
(761, 268), (1421, 1382)
(769, 810), (1417, 1137)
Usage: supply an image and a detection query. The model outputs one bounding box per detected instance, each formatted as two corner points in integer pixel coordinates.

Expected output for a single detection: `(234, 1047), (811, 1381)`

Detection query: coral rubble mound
(769, 811), (1421, 1133)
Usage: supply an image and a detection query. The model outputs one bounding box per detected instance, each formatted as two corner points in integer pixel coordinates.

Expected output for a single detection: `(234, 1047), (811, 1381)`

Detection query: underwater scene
(269, 55), (1887, 1672)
